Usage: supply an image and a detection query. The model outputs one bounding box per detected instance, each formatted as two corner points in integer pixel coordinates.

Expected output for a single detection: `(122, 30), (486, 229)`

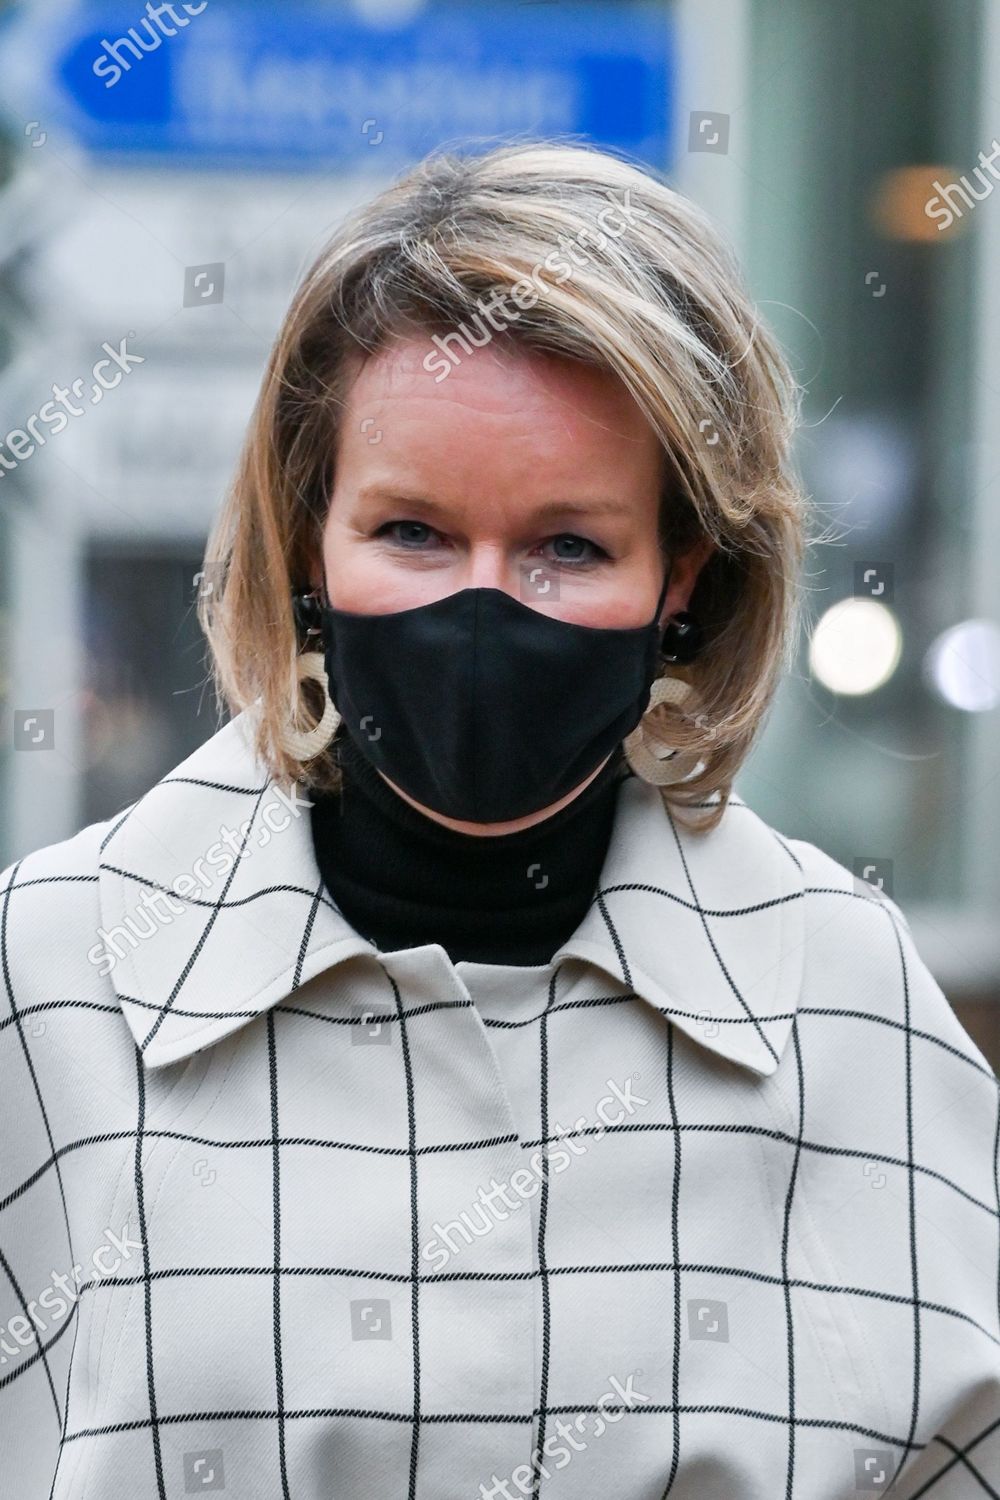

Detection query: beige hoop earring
(623, 674), (705, 786)
(278, 652), (341, 761)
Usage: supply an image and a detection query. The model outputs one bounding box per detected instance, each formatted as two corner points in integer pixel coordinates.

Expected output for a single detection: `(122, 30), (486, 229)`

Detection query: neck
(308, 730), (631, 966)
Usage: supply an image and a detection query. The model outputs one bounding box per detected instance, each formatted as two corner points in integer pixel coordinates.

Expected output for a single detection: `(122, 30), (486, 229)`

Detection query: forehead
(346, 335), (650, 425)
(337, 336), (664, 505)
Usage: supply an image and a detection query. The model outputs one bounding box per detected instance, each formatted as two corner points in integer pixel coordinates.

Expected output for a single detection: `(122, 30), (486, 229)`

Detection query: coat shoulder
(772, 827), (996, 1084)
(1, 802), (129, 889)
(0, 805), (135, 998)
(776, 828), (913, 933)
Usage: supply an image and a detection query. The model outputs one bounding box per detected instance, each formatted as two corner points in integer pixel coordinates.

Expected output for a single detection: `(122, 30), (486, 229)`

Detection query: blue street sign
(0, 2), (673, 172)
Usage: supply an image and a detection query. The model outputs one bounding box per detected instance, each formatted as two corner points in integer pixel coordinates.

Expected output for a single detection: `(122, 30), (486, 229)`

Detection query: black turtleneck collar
(309, 729), (632, 966)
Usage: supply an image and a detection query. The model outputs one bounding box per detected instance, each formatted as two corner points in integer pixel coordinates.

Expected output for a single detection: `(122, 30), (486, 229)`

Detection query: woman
(1, 141), (997, 1500)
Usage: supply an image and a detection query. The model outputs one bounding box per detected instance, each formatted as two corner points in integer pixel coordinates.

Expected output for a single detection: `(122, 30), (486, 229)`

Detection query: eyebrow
(354, 485), (636, 519)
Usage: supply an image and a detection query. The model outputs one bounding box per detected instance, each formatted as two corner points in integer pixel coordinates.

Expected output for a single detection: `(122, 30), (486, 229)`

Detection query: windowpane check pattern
(1, 709), (998, 1498)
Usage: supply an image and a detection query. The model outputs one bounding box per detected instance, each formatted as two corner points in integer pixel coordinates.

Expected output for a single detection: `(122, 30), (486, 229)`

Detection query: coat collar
(97, 710), (805, 1078)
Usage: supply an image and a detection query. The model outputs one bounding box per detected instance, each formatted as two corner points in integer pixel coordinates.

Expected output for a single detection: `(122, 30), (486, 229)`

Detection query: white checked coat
(1, 706), (998, 1500)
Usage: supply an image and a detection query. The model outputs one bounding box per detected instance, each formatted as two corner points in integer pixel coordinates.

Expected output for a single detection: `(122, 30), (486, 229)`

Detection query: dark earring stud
(292, 587), (325, 645)
(660, 611), (702, 664)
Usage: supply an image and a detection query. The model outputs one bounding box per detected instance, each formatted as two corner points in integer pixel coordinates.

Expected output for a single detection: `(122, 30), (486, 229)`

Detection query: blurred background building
(0, 0), (997, 1064)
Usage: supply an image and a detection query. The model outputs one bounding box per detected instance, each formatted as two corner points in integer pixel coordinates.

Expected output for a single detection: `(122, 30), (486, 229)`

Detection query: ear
(669, 536), (716, 615)
(307, 555), (325, 593)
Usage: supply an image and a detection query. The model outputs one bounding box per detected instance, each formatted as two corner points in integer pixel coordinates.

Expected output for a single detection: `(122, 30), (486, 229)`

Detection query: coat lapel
(554, 776), (807, 1078)
(97, 710), (805, 1078)
(97, 710), (374, 1070)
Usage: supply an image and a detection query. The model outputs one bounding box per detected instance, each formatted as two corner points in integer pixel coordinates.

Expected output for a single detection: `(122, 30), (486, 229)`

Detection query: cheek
(321, 516), (434, 614)
(575, 598), (648, 630)
(564, 565), (660, 630)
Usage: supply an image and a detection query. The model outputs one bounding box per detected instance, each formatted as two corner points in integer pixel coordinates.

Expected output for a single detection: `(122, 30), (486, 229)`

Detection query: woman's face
(317, 335), (713, 629)
(315, 333), (714, 833)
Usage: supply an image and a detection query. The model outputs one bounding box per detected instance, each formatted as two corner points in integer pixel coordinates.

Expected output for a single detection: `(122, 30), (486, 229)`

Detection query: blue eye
(375, 520), (436, 547)
(373, 521), (610, 565)
(545, 534), (610, 565)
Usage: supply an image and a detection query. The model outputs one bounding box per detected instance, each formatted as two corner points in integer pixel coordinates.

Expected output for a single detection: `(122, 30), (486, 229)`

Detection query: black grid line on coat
(52, 1402), (934, 1455)
(389, 965), (423, 1499)
(53, 1256), (1000, 1355)
(133, 1042), (167, 1498)
(6, 1103), (994, 1224)
(267, 1010), (291, 1498)
(894, 907), (923, 1493)
(780, 1013), (807, 1497)
(662, 1015), (682, 1500)
(529, 968), (559, 1498)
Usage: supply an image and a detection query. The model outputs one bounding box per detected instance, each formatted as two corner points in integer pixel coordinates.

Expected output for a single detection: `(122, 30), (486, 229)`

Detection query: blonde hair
(199, 138), (812, 833)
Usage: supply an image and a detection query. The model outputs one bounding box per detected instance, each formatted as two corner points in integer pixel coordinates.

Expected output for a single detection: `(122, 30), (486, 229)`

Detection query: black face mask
(319, 564), (672, 824)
